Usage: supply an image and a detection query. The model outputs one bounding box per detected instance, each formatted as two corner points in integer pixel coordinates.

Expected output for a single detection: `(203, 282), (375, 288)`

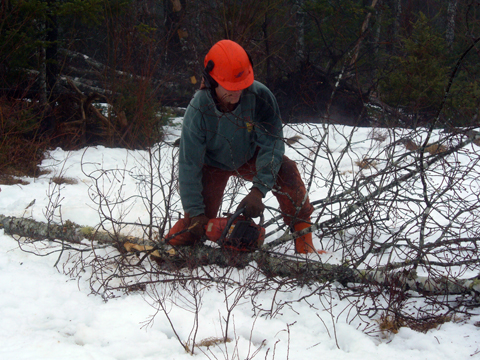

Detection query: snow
(1, 122), (480, 359)
(2, 246), (478, 360)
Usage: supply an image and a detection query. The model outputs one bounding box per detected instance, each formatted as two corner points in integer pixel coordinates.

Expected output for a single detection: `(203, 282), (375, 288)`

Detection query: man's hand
(189, 214), (209, 238)
(237, 188), (265, 218)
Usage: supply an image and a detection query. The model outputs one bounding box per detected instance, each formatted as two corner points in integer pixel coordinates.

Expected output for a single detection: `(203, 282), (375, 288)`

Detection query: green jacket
(179, 80), (285, 217)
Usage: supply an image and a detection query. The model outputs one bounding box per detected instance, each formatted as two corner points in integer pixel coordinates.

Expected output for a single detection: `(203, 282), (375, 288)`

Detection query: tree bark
(446, 0), (458, 51)
(2, 213), (480, 297)
(46, 0), (59, 95)
(393, 0), (401, 38)
(349, 0), (379, 67)
(294, 0), (305, 69)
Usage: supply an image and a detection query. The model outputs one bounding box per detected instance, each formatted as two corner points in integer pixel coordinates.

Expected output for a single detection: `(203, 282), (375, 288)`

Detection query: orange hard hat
(204, 40), (254, 91)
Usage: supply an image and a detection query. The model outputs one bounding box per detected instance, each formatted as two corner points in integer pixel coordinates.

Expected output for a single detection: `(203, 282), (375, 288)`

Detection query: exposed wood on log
(2, 214), (480, 297)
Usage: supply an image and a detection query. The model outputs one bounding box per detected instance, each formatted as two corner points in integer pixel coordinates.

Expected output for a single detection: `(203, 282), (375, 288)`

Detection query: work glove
(189, 214), (209, 238)
(237, 188), (265, 218)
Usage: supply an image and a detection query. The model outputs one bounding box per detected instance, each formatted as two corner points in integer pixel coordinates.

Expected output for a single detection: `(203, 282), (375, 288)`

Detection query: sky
(1, 121), (479, 359)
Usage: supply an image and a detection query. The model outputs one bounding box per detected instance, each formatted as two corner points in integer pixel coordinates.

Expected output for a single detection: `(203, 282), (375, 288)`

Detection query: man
(166, 39), (319, 254)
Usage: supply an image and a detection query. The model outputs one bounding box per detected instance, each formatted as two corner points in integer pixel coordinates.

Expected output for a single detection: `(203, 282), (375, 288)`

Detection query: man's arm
(252, 85), (285, 195)
(179, 102), (207, 217)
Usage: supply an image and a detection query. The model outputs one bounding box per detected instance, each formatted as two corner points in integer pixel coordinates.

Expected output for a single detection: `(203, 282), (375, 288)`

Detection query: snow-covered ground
(1, 122), (479, 359)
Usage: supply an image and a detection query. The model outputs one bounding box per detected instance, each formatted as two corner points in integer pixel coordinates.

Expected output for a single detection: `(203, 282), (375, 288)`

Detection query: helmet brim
(211, 65), (254, 91)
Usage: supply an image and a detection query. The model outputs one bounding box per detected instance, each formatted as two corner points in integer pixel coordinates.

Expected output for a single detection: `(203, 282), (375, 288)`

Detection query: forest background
(1, 0), (479, 180)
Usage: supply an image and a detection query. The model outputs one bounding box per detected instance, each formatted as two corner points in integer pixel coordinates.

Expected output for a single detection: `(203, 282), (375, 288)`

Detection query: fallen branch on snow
(2, 214), (479, 298)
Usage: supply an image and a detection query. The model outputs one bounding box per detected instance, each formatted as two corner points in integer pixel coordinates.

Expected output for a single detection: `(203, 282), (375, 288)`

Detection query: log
(1, 214), (480, 298)
(0, 214), (355, 283)
(0, 214), (147, 246)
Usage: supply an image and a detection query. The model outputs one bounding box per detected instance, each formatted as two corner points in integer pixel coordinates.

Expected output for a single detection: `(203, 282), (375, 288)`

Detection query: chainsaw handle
(220, 207), (245, 240)
(238, 206), (264, 223)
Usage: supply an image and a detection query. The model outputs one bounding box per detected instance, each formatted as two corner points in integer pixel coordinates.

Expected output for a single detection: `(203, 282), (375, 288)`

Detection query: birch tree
(446, 0), (458, 50)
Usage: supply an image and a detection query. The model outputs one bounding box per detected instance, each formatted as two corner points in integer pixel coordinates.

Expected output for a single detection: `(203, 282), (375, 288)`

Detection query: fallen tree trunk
(2, 214), (479, 298)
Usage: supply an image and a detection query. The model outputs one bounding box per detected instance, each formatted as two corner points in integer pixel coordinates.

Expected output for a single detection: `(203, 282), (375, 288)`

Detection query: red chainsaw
(204, 207), (265, 251)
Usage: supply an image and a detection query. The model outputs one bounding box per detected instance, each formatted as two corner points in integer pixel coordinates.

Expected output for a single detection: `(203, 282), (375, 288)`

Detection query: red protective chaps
(165, 155), (314, 246)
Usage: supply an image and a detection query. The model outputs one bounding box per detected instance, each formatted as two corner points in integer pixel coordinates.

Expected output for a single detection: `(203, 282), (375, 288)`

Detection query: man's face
(215, 84), (243, 105)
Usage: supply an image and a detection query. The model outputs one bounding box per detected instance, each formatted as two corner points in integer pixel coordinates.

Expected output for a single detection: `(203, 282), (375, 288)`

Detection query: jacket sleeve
(252, 87), (285, 196)
(179, 101), (207, 217)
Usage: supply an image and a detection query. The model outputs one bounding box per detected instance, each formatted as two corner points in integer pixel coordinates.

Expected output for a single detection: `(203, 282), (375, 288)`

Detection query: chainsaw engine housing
(205, 216), (265, 251)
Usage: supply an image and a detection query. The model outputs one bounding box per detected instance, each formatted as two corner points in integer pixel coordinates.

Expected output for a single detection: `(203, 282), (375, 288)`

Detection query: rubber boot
(294, 221), (327, 254)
